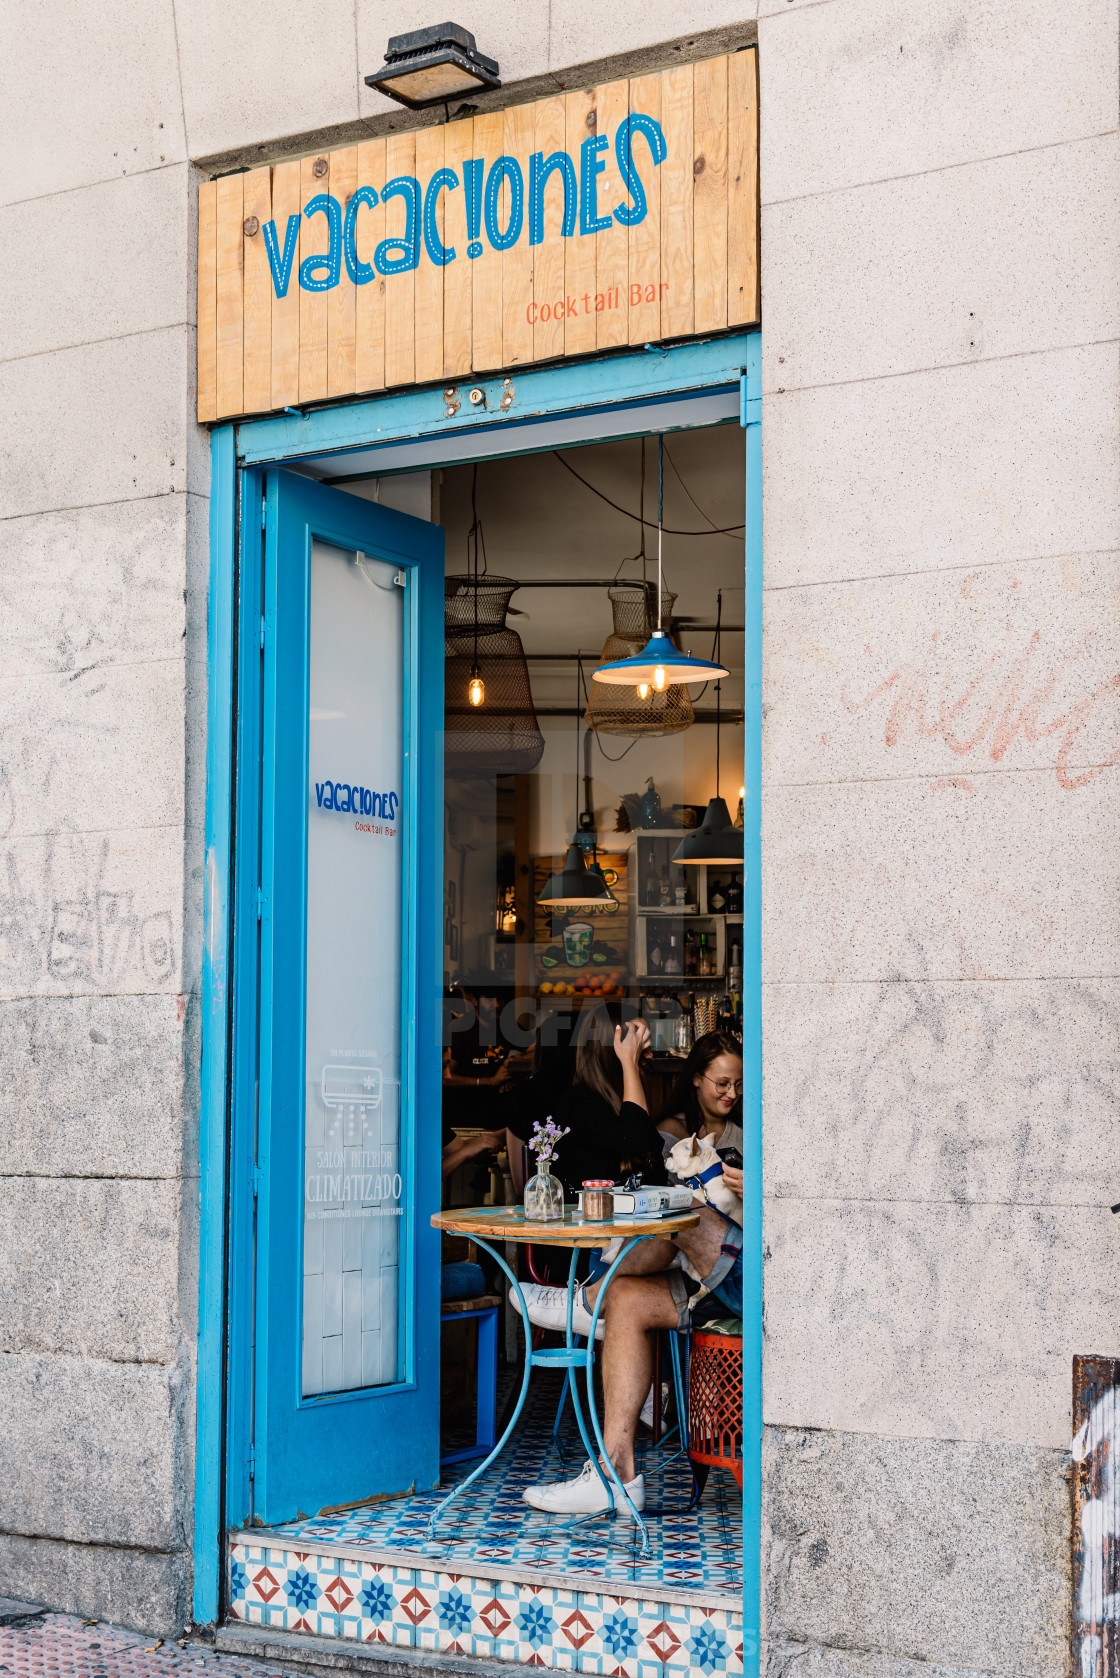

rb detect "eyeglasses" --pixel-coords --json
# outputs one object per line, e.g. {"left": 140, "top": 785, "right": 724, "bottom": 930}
{"left": 702, "top": 1075, "right": 742, "bottom": 1096}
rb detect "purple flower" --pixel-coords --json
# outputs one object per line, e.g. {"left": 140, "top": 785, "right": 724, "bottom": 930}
{"left": 528, "top": 1117, "right": 570, "bottom": 1164}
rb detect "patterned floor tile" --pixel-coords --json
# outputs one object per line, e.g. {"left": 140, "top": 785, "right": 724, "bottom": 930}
{"left": 231, "top": 1373, "right": 742, "bottom": 1669}
{"left": 266, "top": 1371, "right": 743, "bottom": 1601}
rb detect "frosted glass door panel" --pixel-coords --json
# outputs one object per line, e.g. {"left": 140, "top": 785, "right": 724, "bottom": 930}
{"left": 302, "top": 541, "right": 404, "bottom": 1397}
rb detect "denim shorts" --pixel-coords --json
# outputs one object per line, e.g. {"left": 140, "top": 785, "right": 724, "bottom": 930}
{"left": 667, "top": 1216, "right": 743, "bottom": 1329}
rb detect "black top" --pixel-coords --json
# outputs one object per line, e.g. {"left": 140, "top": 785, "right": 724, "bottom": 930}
{"left": 543, "top": 1088, "right": 666, "bottom": 1198}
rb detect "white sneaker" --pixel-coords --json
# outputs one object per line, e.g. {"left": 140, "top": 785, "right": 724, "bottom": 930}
{"left": 639, "top": 1382, "right": 669, "bottom": 1430}
{"left": 508, "top": 1283, "right": 604, "bottom": 1342}
{"left": 522, "top": 1458, "right": 646, "bottom": 1515}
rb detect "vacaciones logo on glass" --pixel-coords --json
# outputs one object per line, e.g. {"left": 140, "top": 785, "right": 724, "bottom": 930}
{"left": 314, "top": 777, "right": 400, "bottom": 834}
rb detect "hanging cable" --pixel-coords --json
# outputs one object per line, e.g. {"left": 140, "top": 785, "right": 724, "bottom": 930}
{"left": 553, "top": 449, "right": 746, "bottom": 536}
{"left": 714, "top": 590, "right": 723, "bottom": 795}
{"left": 467, "top": 465, "right": 484, "bottom": 707}
{"left": 663, "top": 439, "right": 728, "bottom": 535}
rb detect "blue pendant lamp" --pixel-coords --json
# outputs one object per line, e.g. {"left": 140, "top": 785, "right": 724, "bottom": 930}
{"left": 673, "top": 589, "right": 744, "bottom": 865}
{"left": 591, "top": 436, "right": 730, "bottom": 694}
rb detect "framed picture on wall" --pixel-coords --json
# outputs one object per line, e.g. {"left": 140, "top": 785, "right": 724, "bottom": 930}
{"left": 531, "top": 851, "right": 629, "bottom": 995}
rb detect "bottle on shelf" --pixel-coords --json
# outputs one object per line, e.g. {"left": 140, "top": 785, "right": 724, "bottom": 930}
{"left": 659, "top": 865, "right": 671, "bottom": 906}
{"left": 645, "top": 872, "right": 657, "bottom": 907}
{"left": 698, "top": 931, "right": 712, "bottom": 976}
{"left": 726, "top": 874, "right": 743, "bottom": 915}
{"left": 684, "top": 929, "right": 699, "bottom": 976}
{"left": 649, "top": 933, "right": 663, "bottom": 972}
{"left": 728, "top": 939, "right": 742, "bottom": 992}
{"left": 707, "top": 876, "right": 728, "bottom": 914}
{"left": 664, "top": 933, "right": 682, "bottom": 975}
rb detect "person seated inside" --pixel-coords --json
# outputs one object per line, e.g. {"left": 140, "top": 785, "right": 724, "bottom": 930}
{"left": 514, "top": 1031, "right": 745, "bottom": 1515}
{"left": 442, "top": 989, "right": 512, "bottom": 1091}
{"left": 503, "top": 1037, "right": 576, "bottom": 1199}
{"left": 441, "top": 1124, "right": 507, "bottom": 1180}
{"left": 505, "top": 1001, "right": 664, "bottom": 1201}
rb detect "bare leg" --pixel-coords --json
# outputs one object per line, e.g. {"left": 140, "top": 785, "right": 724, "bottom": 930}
{"left": 598, "top": 1275, "right": 679, "bottom": 1481}
{"left": 584, "top": 1238, "right": 676, "bottom": 1310}
{"left": 670, "top": 1206, "right": 728, "bottom": 1279}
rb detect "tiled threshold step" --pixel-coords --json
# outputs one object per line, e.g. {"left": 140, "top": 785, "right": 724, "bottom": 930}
{"left": 230, "top": 1529, "right": 744, "bottom": 1675}
{"left": 231, "top": 1374, "right": 743, "bottom": 1673}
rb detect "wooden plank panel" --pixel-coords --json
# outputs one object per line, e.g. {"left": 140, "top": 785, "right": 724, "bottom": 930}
{"left": 215, "top": 173, "right": 244, "bottom": 418}
{"left": 414, "top": 125, "right": 445, "bottom": 386}
{"left": 198, "top": 52, "right": 758, "bottom": 420}
{"left": 442, "top": 118, "right": 474, "bottom": 380}
{"left": 692, "top": 56, "right": 728, "bottom": 333}
{"left": 241, "top": 167, "right": 272, "bottom": 414}
{"left": 384, "top": 131, "right": 416, "bottom": 388}
{"left": 196, "top": 181, "right": 217, "bottom": 422}
{"left": 471, "top": 111, "right": 504, "bottom": 372}
{"left": 626, "top": 74, "right": 661, "bottom": 346}
{"left": 298, "top": 154, "right": 330, "bottom": 403}
{"left": 659, "top": 64, "right": 694, "bottom": 340}
{"left": 563, "top": 86, "right": 597, "bottom": 358}
{"left": 270, "top": 159, "right": 301, "bottom": 409}
{"left": 531, "top": 97, "right": 567, "bottom": 364}
{"left": 327, "top": 146, "right": 357, "bottom": 399}
{"left": 501, "top": 101, "right": 534, "bottom": 368}
{"left": 594, "top": 78, "right": 629, "bottom": 349}
{"left": 354, "top": 137, "right": 386, "bottom": 394}
{"left": 727, "top": 48, "right": 760, "bottom": 326}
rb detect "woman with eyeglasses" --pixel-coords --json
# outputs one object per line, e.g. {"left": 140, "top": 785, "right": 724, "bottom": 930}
{"left": 658, "top": 1030, "right": 744, "bottom": 1168}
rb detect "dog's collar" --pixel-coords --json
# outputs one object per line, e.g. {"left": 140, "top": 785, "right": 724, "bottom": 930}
{"left": 687, "top": 1161, "right": 724, "bottom": 1188}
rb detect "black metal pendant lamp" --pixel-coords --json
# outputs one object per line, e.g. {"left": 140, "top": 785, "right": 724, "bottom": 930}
{"left": 673, "top": 590, "right": 744, "bottom": 865}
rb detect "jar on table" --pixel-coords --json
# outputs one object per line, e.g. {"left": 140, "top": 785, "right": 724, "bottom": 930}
{"left": 582, "top": 1181, "right": 615, "bottom": 1221}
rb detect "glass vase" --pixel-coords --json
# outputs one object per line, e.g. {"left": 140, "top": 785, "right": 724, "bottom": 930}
{"left": 524, "top": 1158, "right": 564, "bottom": 1222}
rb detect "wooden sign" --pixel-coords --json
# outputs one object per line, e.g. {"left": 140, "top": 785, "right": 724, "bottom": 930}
{"left": 197, "top": 49, "right": 758, "bottom": 423}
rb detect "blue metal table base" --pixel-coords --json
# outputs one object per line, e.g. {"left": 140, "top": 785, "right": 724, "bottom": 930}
{"left": 427, "top": 1233, "right": 667, "bottom": 1555}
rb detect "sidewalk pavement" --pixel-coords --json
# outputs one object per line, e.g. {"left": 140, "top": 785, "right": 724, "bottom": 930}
{"left": 0, "top": 1608, "right": 290, "bottom": 1678}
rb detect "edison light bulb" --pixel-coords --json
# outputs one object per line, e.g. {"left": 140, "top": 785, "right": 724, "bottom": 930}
{"left": 653, "top": 665, "right": 667, "bottom": 692}
{"left": 468, "top": 672, "right": 484, "bottom": 707}
{"left": 739, "top": 785, "right": 745, "bottom": 800}
{"left": 637, "top": 680, "right": 650, "bottom": 700}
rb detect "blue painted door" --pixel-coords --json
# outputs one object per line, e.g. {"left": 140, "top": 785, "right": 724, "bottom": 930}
{"left": 253, "top": 469, "right": 444, "bottom": 1523}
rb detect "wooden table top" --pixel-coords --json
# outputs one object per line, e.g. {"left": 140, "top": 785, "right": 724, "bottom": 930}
{"left": 432, "top": 1204, "right": 700, "bottom": 1248}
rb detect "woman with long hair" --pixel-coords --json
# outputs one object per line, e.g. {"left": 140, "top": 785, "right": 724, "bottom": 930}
{"left": 506, "top": 1000, "right": 664, "bottom": 1196}
{"left": 658, "top": 1030, "right": 744, "bottom": 1161}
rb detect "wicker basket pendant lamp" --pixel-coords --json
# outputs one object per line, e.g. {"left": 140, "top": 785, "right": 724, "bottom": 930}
{"left": 444, "top": 573, "right": 544, "bottom": 773}
{"left": 584, "top": 583, "right": 695, "bottom": 737}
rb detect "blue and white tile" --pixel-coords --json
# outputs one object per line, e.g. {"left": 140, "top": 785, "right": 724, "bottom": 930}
{"left": 573, "top": 1593, "right": 664, "bottom": 1677}
{"left": 663, "top": 1605, "right": 738, "bottom": 1677}
{"left": 354, "top": 1559, "right": 415, "bottom": 1647}
{"left": 510, "top": 1582, "right": 580, "bottom": 1668}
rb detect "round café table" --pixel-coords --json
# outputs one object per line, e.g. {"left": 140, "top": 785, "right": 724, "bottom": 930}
{"left": 429, "top": 1202, "right": 699, "bottom": 1553}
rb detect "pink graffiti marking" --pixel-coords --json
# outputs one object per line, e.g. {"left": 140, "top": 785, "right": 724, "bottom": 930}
{"left": 842, "top": 623, "right": 1120, "bottom": 789}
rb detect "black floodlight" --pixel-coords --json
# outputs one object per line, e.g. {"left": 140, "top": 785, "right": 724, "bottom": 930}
{"left": 365, "top": 23, "right": 501, "bottom": 109}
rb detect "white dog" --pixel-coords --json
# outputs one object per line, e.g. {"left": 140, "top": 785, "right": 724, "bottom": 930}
{"left": 664, "top": 1133, "right": 744, "bottom": 1306}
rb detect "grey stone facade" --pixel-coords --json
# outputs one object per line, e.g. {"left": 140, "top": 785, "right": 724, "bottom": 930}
{"left": 1, "top": 0, "right": 1117, "bottom": 1650}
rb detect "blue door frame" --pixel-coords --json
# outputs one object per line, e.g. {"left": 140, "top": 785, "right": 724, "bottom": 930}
{"left": 195, "top": 332, "right": 763, "bottom": 1671}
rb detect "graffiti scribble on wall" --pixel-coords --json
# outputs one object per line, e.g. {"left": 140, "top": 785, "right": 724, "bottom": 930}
{"left": 1073, "top": 1354, "right": 1120, "bottom": 1678}
{"left": 839, "top": 624, "right": 1120, "bottom": 792}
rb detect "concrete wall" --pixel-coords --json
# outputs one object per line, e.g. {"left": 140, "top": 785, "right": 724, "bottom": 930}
{"left": 0, "top": 0, "right": 1116, "bottom": 1650}
{"left": 0, "top": 0, "right": 206, "bottom": 1629}
{"left": 757, "top": 2, "right": 1120, "bottom": 1674}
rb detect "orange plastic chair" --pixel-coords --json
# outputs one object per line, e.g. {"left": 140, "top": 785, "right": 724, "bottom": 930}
{"left": 687, "top": 1329, "right": 744, "bottom": 1494}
